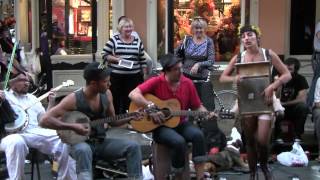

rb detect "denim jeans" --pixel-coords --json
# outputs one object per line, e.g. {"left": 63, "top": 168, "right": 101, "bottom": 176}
{"left": 275, "top": 102, "right": 309, "bottom": 138}
{"left": 313, "top": 108, "right": 320, "bottom": 152}
{"left": 70, "top": 138, "right": 143, "bottom": 180}
{"left": 153, "top": 121, "right": 207, "bottom": 169}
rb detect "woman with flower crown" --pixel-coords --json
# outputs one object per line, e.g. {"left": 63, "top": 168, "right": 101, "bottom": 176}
{"left": 219, "top": 25, "right": 291, "bottom": 180}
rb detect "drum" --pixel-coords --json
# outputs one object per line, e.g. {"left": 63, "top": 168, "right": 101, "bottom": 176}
{"left": 237, "top": 75, "right": 273, "bottom": 115}
{"left": 236, "top": 61, "right": 273, "bottom": 115}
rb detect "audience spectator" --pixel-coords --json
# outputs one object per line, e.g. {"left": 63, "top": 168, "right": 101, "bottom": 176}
{"left": 307, "top": 21, "right": 320, "bottom": 108}
{"left": 114, "top": 15, "right": 154, "bottom": 77}
{"left": 175, "top": 17, "right": 215, "bottom": 111}
{"left": 274, "top": 58, "right": 309, "bottom": 143}
{"left": 312, "top": 76, "right": 320, "bottom": 162}
{"left": 0, "top": 26, "right": 14, "bottom": 54}
{"left": 102, "top": 17, "right": 147, "bottom": 114}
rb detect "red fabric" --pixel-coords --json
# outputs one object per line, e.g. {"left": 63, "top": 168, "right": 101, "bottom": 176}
{"left": 138, "top": 73, "right": 202, "bottom": 123}
{"left": 209, "top": 147, "right": 220, "bottom": 155}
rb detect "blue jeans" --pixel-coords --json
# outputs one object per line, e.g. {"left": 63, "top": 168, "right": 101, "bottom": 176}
{"left": 70, "top": 138, "right": 143, "bottom": 180}
{"left": 153, "top": 121, "right": 207, "bottom": 169}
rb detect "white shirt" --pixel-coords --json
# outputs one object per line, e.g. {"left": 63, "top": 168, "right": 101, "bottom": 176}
{"left": 314, "top": 77, "right": 320, "bottom": 103}
{"left": 314, "top": 22, "right": 320, "bottom": 52}
{"left": 4, "top": 90, "right": 57, "bottom": 135}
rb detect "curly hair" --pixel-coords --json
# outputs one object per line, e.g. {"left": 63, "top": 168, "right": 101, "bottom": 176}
{"left": 238, "top": 25, "right": 262, "bottom": 37}
{"left": 284, "top": 57, "right": 300, "bottom": 73}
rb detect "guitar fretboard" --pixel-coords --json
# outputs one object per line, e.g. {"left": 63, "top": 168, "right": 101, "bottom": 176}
{"left": 170, "top": 111, "right": 210, "bottom": 117}
{"left": 90, "top": 112, "right": 137, "bottom": 127}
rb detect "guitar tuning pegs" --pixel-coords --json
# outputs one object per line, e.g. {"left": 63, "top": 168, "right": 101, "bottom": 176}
{"left": 219, "top": 108, "right": 234, "bottom": 119}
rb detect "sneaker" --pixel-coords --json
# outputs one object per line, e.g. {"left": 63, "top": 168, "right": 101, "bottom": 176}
{"left": 275, "top": 138, "right": 284, "bottom": 144}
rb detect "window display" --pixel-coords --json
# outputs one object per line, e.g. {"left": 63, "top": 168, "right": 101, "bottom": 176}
{"left": 173, "top": 0, "right": 240, "bottom": 61}
{"left": 80, "top": 8, "right": 91, "bottom": 22}
{"left": 52, "top": 0, "right": 95, "bottom": 55}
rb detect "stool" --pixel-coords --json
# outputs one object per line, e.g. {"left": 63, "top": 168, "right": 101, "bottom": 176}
{"left": 151, "top": 142, "right": 190, "bottom": 180}
{"left": 27, "top": 148, "right": 41, "bottom": 180}
{"left": 0, "top": 151, "right": 8, "bottom": 179}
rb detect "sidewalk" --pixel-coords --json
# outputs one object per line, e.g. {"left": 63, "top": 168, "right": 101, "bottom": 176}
{"left": 23, "top": 160, "right": 320, "bottom": 180}
{"left": 19, "top": 117, "right": 319, "bottom": 180}
{"left": 214, "top": 161, "right": 320, "bottom": 180}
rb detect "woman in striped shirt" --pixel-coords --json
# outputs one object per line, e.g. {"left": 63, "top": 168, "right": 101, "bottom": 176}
{"left": 102, "top": 17, "right": 147, "bottom": 114}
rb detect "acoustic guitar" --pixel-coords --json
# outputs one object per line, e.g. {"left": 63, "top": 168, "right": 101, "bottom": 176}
{"left": 129, "top": 94, "right": 234, "bottom": 133}
{"left": 57, "top": 111, "right": 141, "bottom": 145}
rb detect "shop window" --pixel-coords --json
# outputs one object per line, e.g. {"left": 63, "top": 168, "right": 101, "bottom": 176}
{"left": 290, "top": 0, "right": 315, "bottom": 55}
{"left": 52, "top": 0, "right": 96, "bottom": 55}
{"left": 172, "top": 0, "right": 240, "bottom": 61}
{"left": 0, "top": 0, "right": 18, "bottom": 48}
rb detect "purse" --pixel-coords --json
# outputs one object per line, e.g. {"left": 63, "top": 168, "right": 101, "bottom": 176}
{"left": 177, "top": 36, "right": 210, "bottom": 80}
{"left": 182, "top": 59, "right": 209, "bottom": 80}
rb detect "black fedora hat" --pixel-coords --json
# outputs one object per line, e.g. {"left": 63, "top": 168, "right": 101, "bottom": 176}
{"left": 160, "top": 53, "right": 181, "bottom": 71}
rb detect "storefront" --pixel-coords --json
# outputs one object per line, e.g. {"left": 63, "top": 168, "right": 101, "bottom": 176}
{"left": 7, "top": 0, "right": 320, "bottom": 93}
{"left": 13, "top": 0, "right": 116, "bottom": 93}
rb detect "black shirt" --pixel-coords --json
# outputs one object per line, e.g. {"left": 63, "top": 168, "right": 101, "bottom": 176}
{"left": 280, "top": 73, "right": 309, "bottom": 102}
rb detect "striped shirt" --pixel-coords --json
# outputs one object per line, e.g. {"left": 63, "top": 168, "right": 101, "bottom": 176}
{"left": 102, "top": 35, "right": 146, "bottom": 74}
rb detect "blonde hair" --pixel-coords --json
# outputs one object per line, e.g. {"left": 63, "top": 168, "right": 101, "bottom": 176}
{"left": 117, "top": 17, "right": 134, "bottom": 32}
{"left": 191, "top": 18, "right": 208, "bottom": 30}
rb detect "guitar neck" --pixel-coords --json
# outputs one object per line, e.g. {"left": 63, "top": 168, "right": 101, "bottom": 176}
{"left": 24, "top": 84, "right": 65, "bottom": 111}
{"left": 90, "top": 112, "right": 136, "bottom": 127}
{"left": 37, "top": 84, "right": 64, "bottom": 102}
{"left": 170, "top": 110, "right": 210, "bottom": 117}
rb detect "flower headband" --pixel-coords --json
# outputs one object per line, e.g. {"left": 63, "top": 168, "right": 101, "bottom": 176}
{"left": 237, "top": 25, "right": 262, "bottom": 37}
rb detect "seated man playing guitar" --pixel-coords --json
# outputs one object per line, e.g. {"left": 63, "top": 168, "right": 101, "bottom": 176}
{"left": 0, "top": 72, "right": 76, "bottom": 180}
{"left": 129, "top": 53, "right": 216, "bottom": 180}
{"left": 40, "top": 62, "right": 143, "bottom": 180}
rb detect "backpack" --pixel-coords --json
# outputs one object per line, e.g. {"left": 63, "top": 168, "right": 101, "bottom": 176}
{"left": 200, "top": 118, "right": 227, "bottom": 151}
